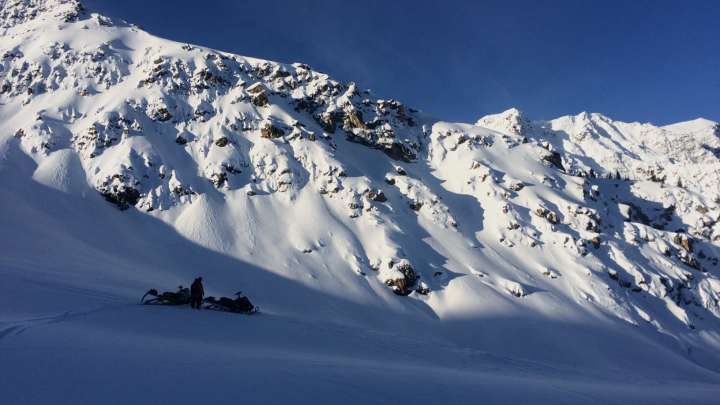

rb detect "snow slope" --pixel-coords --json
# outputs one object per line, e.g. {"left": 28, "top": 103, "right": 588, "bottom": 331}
{"left": 1, "top": 1, "right": 720, "bottom": 403}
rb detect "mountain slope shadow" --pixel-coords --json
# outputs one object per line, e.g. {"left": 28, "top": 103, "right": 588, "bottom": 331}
{"left": 0, "top": 142, "right": 437, "bottom": 327}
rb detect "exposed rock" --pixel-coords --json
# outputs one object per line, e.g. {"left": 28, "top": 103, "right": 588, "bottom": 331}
{"left": 153, "top": 107, "right": 172, "bottom": 122}
{"left": 214, "top": 137, "right": 229, "bottom": 147}
{"left": 260, "top": 121, "right": 284, "bottom": 139}
{"left": 344, "top": 108, "right": 366, "bottom": 129}
{"left": 223, "top": 164, "right": 240, "bottom": 174}
{"left": 508, "top": 181, "right": 525, "bottom": 192}
{"left": 539, "top": 267, "right": 560, "bottom": 279}
{"left": 367, "top": 189, "right": 387, "bottom": 202}
{"left": 251, "top": 91, "right": 268, "bottom": 107}
{"left": 503, "top": 280, "right": 526, "bottom": 297}
{"left": 384, "top": 142, "right": 416, "bottom": 162}
{"left": 246, "top": 82, "right": 265, "bottom": 94}
{"left": 674, "top": 234, "right": 694, "bottom": 253}
{"left": 541, "top": 150, "right": 565, "bottom": 171}
{"left": 246, "top": 83, "right": 268, "bottom": 107}
{"left": 210, "top": 172, "right": 227, "bottom": 187}
{"left": 315, "top": 112, "right": 337, "bottom": 133}
{"left": 98, "top": 176, "right": 140, "bottom": 210}
{"left": 678, "top": 250, "right": 700, "bottom": 269}
{"left": 409, "top": 200, "right": 423, "bottom": 211}
{"left": 535, "top": 207, "right": 558, "bottom": 224}
{"left": 385, "top": 260, "right": 418, "bottom": 296}
{"left": 586, "top": 219, "right": 601, "bottom": 233}
{"left": 415, "top": 283, "right": 431, "bottom": 295}
{"left": 621, "top": 202, "right": 652, "bottom": 226}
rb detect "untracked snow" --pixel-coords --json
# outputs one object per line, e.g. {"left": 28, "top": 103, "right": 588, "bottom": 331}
{"left": 1, "top": 1, "right": 720, "bottom": 403}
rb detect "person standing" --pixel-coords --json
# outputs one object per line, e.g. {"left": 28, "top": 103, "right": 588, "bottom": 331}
{"left": 190, "top": 277, "right": 204, "bottom": 309}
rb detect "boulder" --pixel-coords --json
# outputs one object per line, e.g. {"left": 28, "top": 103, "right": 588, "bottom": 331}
{"left": 508, "top": 181, "right": 525, "bottom": 192}
{"left": 260, "top": 122, "right": 284, "bottom": 139}
{"left": 535, "top": 207, "right": 558, "bottom": 224}
{"left": 409, "top": 200, "right": 423, "bottom": 211}
{"left": 154, "top": 107, "right": 172, "bottom": 122}
{"left": 385, "top": 260, "right": 418, "bottom": 296}
{"left": 367, "top": 189, "right": 387, "bottom": 202}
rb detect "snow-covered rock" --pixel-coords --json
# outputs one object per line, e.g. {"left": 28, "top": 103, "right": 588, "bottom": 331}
{"left": 1, "top": 2, "right": 720, "bottom": 401}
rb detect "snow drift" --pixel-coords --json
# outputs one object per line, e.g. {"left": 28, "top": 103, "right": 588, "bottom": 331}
{"left": 1, "top": 1, "right": 719, "bottom": 403}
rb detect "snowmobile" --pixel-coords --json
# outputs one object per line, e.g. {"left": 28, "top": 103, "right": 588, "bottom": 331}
{"left": 203, "top": 292, "right": 258, "bottom": 314}
{"left": 141, "top": 286, "right": 191, "bottom": 305}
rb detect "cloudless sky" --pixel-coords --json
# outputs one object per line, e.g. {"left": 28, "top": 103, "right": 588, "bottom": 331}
{"left": 86, "top": 0, "right": 719, "bottom": 125}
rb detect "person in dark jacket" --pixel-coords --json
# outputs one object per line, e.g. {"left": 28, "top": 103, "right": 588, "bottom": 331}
{"left": 190, "top": 277, "right": 204, "bottom": 309}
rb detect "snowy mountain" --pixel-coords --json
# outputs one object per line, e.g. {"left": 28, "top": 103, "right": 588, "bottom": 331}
{"left": 2, "top": 1, "right": 720, "bottom": 403}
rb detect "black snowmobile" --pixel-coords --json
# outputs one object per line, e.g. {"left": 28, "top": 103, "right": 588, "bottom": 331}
{"left": 141, "top": 286, "right": 191, "bottom": 305}
{"left": 203, "top": 292, "right": 258, "bottom": 314}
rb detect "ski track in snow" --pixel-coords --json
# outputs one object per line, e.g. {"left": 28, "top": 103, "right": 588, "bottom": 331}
{"left": 0, "top": 305, "right": 115, "bottom": 340}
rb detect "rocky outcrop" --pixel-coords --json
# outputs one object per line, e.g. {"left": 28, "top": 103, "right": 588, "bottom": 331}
{"left": 385, "top": 260, "right": 419, "bottom": 296}
{"left": 535, "top": 207, "right": 559, "bottom": 224}
{"left": 98, "top": 175, "right": 140, "bottom": 210}
{"left": 260, "top": 121, "right": 284, "bottom": 139}
{"left": 246, "top": 82, "right": 268, "bottom": 107}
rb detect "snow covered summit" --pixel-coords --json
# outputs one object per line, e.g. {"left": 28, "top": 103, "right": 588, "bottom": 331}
{"left": 1, "top": 1, "right": 720, "bottom": 403}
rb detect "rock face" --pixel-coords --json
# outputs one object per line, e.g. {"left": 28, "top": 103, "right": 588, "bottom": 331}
{"left": 2, "top": 0, "right": 720, "bottom": 347}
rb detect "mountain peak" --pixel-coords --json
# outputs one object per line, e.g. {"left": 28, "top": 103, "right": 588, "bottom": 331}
{"left": 475, "top": 107, "right": 529, "bottom": 136}
{"left": 0, "top": 0, "right": 86, "bottom": 29}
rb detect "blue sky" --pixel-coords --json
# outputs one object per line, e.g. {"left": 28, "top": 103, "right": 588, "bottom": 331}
{"left": 87, "top": 0, "right": 719, "bottom": 125}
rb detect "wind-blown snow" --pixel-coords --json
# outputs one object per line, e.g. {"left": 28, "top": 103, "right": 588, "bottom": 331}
{"left": 1, "top": 1, "right": 719, "bottom": 403}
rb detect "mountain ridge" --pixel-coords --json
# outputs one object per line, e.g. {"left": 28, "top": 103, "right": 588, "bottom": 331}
{"left": 2, "top": 2, "right": 720, "bottom": 401}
